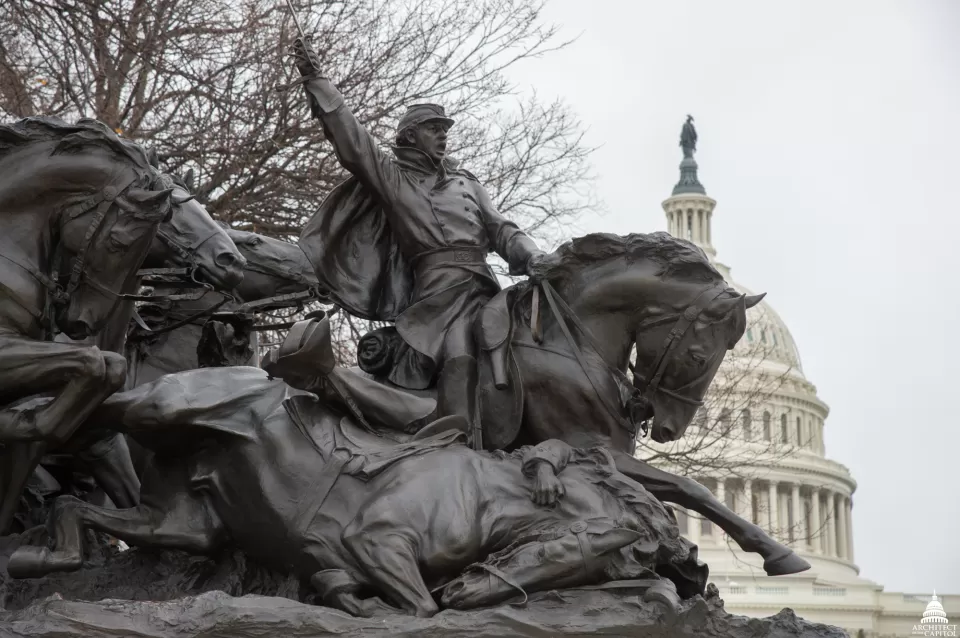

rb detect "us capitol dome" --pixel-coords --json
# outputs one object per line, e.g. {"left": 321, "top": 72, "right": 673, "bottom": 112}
{"left": 637, "top": 118, "right": 959, "bottom": 637}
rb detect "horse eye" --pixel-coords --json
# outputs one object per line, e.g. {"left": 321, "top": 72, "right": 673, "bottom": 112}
{"left": 537, "top": 547, "right": 545, "bottom": 559}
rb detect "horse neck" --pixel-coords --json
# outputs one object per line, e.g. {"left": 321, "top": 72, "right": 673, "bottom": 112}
{"left": 558, "top": 261, "right": 711, "bottom": 372}
{"left": 237, "top": 268, "right": 305, "bottom": 301}
{"left": 237, "top": 248, "right": 316, "bottom": 301}
{"left": 96, "top": 299, "right": 137, "bottom": 353}
{"left": 0, "top": 147, "right": 63, "bottom": 261}
{"left": 551, "top": 278, "right": 639, "bottom": 374}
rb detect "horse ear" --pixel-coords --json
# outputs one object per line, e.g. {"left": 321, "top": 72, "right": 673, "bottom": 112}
{"left": 589, "top": 528, "right": 642, "bottom": 555}
{"left": 120, "top": 187, "right": 174, "bottom": 220}
{"left": 726, "top": 294, "right": 748, "bottom": 347}
{"left": 184, "top": 168, "right": 196, "bottom": 193}
{"left": 147, "top": 148, "right": 160, "bottom": 169}
{"left": 702, "top": 292, "right": 740, "bottom": 320}
{"left": 744, "top": 293, "right": 766, "bottom": 309}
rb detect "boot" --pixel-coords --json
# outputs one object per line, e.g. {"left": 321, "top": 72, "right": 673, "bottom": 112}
{"left": 412, "top": 355, "right": 477, "bottom": 445}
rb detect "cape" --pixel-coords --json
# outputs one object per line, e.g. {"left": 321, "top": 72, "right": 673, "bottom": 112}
{"left": 299, "top": 176, "right": 413, "bottom": 322}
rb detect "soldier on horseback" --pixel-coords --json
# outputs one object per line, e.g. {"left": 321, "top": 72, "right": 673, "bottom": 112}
{"left": 291, "top": 38, "right": 547, "bottom": 445}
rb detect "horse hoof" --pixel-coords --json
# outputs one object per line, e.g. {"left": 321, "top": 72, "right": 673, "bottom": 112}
{"left": 7, "top": 546, "right": 51, "bottom": 579}
{"left": 763, "top": 550, "right": 811, "bottom": 576}
{"left": 7, "top": 546, "right": 82, "bottom": 579}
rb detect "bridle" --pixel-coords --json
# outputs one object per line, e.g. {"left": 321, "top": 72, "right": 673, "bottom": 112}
{"left": 0, "top": 174, "right": 157, "bottom": 336}
{"left": 535, "top": 279, "right": 728, "bottom": 447}
{"left": 629, "top": 281, "right": 728, "bottom": 407}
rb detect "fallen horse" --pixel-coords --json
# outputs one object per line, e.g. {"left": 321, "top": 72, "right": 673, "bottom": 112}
{"left": 9, "top": 367, "right": 704, "bottom": 617}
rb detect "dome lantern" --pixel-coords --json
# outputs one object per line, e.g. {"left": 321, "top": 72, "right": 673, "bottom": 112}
{"left": 663, "top": 115, "right": 716, "bottom": 257}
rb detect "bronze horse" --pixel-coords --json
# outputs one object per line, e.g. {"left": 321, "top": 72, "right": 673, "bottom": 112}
{"left": 0, "top": 117, "right": 246, "bottom": 531}
{"left": 33, "top": 166, "right": 248, "bottom": 522}
{"left": 485, "top": 233, "right": 809, "bottom": 576}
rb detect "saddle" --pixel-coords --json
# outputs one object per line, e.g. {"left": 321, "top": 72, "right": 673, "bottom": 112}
{"left": 266, "top": 285, "right": 528, "bottom": 451}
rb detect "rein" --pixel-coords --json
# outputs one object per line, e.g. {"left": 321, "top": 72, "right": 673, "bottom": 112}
{"left": 630, "top": 281, "right": 727, "bottom": 405}
{"left": 1, "top": 176, "right": 142, "bottom": 336}
{"left": 538, "top": 281, "right": 640, "bottom": 446}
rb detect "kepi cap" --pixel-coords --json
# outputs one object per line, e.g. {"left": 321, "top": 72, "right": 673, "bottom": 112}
{"left": 397, "top": 103, "right": 455, "bottom": 136}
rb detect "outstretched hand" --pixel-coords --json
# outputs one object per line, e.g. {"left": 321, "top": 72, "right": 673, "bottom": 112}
{"left": 292, "top": 37, "right": 322, "bottom": 77}
{"left": 531, "top": 461, "right": 566, "bottom": 507}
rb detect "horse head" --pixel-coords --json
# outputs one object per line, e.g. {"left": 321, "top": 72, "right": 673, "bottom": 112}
{"left": 536, "top": 232, "right": 763, "bottom": 444}
{"left": 0, "top": 117, "right": 188, "bottom": 339}
{"left": 56, "top": 177, "right": 178, "bottom": 339}
{"left": 224, "top": 227, "right": 319, "bottom": 300}
{"left": 145, "top": 161, "right": 246, "bottom": 291}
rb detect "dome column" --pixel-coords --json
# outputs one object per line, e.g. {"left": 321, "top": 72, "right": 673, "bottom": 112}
{"left": 767, "top": 481, "right": 780, "bottom": 540}
{"left": 715, "top": 478, "right": 726, "bottom": 542}
{"left": 742, "top": 479, "right": 754, "bottom": 524}
{"left": 845, "top": 498, "right": 855, "bottom": 562}
{"left": 837, "top": 494, "right": 849, "bottom": 560}
{"left": 826, "top": 491, "right": 838, "bottom": 557}
{"left": 791, "top": 484, "right": 802, "bottom": 548}
{"left": 810, "top": 488, "right": 822, "bottom": 554}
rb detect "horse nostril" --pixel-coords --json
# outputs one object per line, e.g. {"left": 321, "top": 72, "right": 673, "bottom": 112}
{"left": 215, "top": 252, "right": 244, "bottom": 269}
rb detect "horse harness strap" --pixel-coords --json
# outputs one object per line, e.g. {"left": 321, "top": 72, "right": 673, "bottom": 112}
{"left": 539, "top": 281, "right": 637, "bottom": 439}
{"left": 633, "top": 282, "right": 727, "bottom": 402}
{"left": 0, "top": 177, "right": 139, "bottom": 330}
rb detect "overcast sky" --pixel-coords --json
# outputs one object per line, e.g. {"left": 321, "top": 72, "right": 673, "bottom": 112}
{"left": 505, "top": 0, "right": 960, "bottom": 595}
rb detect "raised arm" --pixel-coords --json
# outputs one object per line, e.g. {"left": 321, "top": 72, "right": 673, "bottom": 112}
{"left": 294, "top": 39, "right": 398, "bottom": 200}
{"left": 475, "top": 184, "right": 545, "bottom": 276}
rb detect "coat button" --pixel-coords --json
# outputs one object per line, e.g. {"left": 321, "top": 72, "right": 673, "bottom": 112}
{"left": 570, "top": 521, "right": 587, "bottom": 533}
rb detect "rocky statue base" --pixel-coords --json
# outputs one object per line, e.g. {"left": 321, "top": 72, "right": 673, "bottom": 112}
{"left": 0, "top": 532, "right": 845, "bottom": 638}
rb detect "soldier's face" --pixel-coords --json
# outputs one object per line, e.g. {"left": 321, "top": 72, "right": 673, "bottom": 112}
{"left": 409, "top": 121, "right": 450, "bottom": 163}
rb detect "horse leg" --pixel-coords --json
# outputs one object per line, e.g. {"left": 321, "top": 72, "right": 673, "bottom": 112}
{"left": 610, "top": 450, "right": 810, "bottom": 576}
{"left": 77, "top": 433, "right": 141, "bottom": 509}
{"left": 441, "top": 527, "right": 648, "bottom": 610}
{"left": 0, "top": 338, "right": 126, "bottom": 533}
{"left": 7, "top": 489, "right": 224, "bottom": 579}
{"left": 342, "top": 527, "right": 438, "bottom": 618}
{"left": 310, "top": 569, "right": 395, "bottom": 618}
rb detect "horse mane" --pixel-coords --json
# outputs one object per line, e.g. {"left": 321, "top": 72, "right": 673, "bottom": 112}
{"left": 545, "top": 232, "right": 723, "bottom": 286}
{"left": 0, "top": 116, "right": 153, "bottom": 176}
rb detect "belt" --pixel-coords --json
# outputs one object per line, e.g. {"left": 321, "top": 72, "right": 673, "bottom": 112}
{"left": 414, "top": 247, "right": 488, "bottom": 270}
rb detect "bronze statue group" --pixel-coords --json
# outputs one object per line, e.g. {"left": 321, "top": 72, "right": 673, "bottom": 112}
{"left": 0, "top": 39, "right": 809, "bottom": 618}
